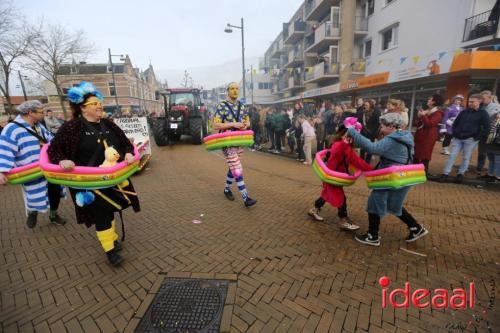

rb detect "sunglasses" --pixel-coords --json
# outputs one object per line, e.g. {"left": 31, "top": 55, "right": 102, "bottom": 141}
{"left": 83, "top": 101, "right": 103, "bottom": 107}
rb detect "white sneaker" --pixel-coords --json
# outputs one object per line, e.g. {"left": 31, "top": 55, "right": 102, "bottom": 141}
{"left": 441, "top": 148, "right": 450, "bottom": 155}
{"left": 339, "top": 218, "right": 360, "bottom": 231}
{"left": 303, "top": 161, "right": 311, "bottom": 165}
{"left": 308, "top": 208, "right": 324, "bottom": 221}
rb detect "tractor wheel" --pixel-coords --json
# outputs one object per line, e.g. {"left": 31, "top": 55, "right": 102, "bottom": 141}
{"left": 152, "top": 118, "right": 169, "bottom": 146}
{"left": 190, "top": 117, "right": 203, "bottom": 145}
{"left": 202, "top": 115, "right": 209, "bottom": 137}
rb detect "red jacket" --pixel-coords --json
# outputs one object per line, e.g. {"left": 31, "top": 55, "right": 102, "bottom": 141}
{"left": 321, "top": 140, "right": 372, "bottom": 207}
{"left": 414, "top": 108, "right": 443, "bottom": 161}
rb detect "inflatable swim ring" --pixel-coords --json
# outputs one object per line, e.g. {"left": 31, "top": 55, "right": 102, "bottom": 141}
{"left": 39, "top": 144, "right": 141, "bottom": 189}
{"left": 364, "top": 164, "right": 427, "bottom": 189}
{"left": 5, "top": 162, "right": 43, "bottom": 185}
{"left": 312, "top": 149, "right": 361, "bottom": 186}
{"left": 204, "top": 130, "right": 254, "bottom": 150}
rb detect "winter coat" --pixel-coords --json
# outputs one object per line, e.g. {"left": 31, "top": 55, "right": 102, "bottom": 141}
{"left": 315, "top": 120, "right": 326, "bottom": 141}
{"left": 275, "top": 114, "right": 290, "bottom": 132}
{"left": 452, "top": 107, "right": 490, "bottom": 141}
{"left": 320, "top": 140, "right": 372, "bottom": 208}
{"left": 441, "top": 105, "right": 463, "bottom": 135}
{"left": 414, "top": 107, "right": 443, "bottom": 161}
{"left": 47, "top": 118, "right": 140, "bottom": 227}
{"left": 264, "top": 114, "right": 275, "bottom": 131}
{"left": 348, "top": 128, "right": 415, "bottom": 217}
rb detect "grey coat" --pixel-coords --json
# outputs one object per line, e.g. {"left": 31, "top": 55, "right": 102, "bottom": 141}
{"left": 348, "top": 128, "right": 415, "bottom": 217}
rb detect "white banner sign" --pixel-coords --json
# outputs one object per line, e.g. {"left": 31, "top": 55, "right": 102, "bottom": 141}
{"left": 114, "top": 117, "right": 152, "bottom": 155}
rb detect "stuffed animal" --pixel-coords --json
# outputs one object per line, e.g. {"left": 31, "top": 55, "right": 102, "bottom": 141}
{"left": 100, "top": 146, "right": 120, "bottom": 167}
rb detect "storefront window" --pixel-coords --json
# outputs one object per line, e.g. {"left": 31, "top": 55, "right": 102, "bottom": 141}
{"left": 468, "top": 79, "right": 496, "bottom": 95}
{"left": 416, "top": 81, "right": 446, "bottom": 91}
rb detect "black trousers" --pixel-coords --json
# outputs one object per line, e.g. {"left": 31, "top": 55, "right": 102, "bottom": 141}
{"left": 296, "top": 137, "right": 305, "bottom": 159}
{"left": 442, "top": 133, "right": 452, "bottom": 148}
{"left": 47, "top": 183, "right": 62, "bottom": 211}
{"left": 368, "top": 207, "right": 418, "bottom": 237}
{"left": 314, "top": 196, "right": 348, "bottom": 218}
{"left": 274, "top": 131, "right": 283, "bottom": 150}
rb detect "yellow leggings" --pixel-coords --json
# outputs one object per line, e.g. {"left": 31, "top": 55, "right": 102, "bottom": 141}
{"left": 96, "top": 220, "right": 119, "bottom": 252}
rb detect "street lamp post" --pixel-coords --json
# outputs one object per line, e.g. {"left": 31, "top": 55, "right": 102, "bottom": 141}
{"left": 108, "top": 48, "right": 124, "bottom": 113}
{"left": 18, "top": 71, "right": 28, "bottom": 101}
{"left": 224, "top": 18, "right": 246, "bottom": 102}
{"left": 250, "top": 64, "right": 254, "bottom": 105}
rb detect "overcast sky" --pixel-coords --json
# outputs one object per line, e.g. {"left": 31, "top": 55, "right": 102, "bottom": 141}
{"left": 14, "top": 0, "right": 304, "bottom": 89}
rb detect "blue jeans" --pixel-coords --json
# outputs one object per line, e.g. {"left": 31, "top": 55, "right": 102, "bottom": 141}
{"left": 443, "top": 138, "right": 478, "bottom": 175}
{"left": 488, "top": 153, "right": 500, "bottom": 177}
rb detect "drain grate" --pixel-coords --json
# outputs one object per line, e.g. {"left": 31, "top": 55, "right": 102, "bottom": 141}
{"left": 134, "top": 278, "right": 229, "bottom": 333}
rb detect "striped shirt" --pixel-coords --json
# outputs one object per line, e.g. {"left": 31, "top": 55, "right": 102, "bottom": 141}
{"left": 0, "top": 116, "right": 53, "bottom": 212}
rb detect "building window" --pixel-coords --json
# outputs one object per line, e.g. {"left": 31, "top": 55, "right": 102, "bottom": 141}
{"left": 380, "top": 24, "right": 398, "bottom": 51}
{"left": 367, "top": 0, "right": 375, "bottom": 16}
{"left": 364, "top": 39, "right": 372, "bottom": 57}
{"left": 108, "top": 82, "right": 116, "bottom": 96}
{"left": 258, "top": 82, "right": 273, "bottom": 90}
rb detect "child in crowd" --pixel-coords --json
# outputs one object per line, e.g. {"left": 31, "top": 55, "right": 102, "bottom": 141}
{"left": 308, "top": 117, "right": 373, "bottom": 230}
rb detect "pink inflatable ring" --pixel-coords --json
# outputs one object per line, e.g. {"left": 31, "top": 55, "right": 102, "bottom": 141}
{"left": 39, "top": 144, "right": 141, "bottom": 189}
{"left": 204, "top": 130, "right": 254, "bottom": 150}
{"left": 312, "top": 149, "right": 361, "bottom": 186}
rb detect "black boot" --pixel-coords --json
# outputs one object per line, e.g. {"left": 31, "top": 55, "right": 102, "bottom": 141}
{"left": 26, "top": 211, "right": 38, "bottom": 229}
{"left": 49, "top": 211, "right": 67, "bottom": 226}
{"left": 244, "top": 197, "right": 257, "bottom": 207}
{"left": 106, "top": 248, "right": 123, "bottom": 266}
{"left": 224, "top": 189, "right": 235, "bottom": 201}
{"left": 114, "top": 240, "right": 122, "bottom": 252}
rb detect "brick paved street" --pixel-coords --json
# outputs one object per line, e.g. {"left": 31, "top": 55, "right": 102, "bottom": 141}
{"left": 1, "top": 141, "right": 499, "bottom": 333}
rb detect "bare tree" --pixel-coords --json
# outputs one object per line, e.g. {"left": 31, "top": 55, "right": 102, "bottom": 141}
{"left": 24, "top": 22, "right": 93, "bottom": 118}
{"left": 0, "top": 0, "right": 35, "bottom": 116}
{"left": 182, "top": 70, "right": 194, "bottom": 88}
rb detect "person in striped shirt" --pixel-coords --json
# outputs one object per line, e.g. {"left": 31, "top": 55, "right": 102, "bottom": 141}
{"left": 0, "top": 100, "right": 66, "bottom": 228}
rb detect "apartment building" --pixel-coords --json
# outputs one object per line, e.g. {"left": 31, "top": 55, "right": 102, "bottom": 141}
{"left": 261, "top": 0, "right": 369, "bottom": 103}
{"left": 43, "top": 55, "right": 163, "bottom": 117}
{"left": 260, "top": 0, "right": 500, "bottom": 124}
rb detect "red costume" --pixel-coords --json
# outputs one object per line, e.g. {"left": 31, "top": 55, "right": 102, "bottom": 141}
{"left": 320, "top": 140, "right": 372, "bottom": 207}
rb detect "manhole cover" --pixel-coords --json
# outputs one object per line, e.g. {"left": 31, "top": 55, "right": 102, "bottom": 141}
{"left": 135, "top": 278, "right": 229, "bottom": 333}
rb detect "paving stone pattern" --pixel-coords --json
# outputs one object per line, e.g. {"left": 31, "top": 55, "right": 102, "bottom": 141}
{"left": 1, "top": 142, "right": 499, "bottom": 332}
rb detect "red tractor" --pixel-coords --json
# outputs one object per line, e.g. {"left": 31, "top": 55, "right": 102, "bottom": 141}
{"left": 152, "top": 88, "right": 209, "bottom": 146}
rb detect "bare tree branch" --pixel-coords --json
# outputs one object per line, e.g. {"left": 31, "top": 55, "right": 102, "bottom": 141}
{"left": 0, "top": 0, "right": 36, "bottom": 116}
{"left": 24, "top": 21, "right": 94, "bottom": 118}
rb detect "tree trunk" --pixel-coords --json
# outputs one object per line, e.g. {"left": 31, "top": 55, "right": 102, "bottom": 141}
{"left": 1, "top": 71, "right": 15, "bottom": 118}
{"left": 54, "top": 79, "right": 68, "bottom": 119}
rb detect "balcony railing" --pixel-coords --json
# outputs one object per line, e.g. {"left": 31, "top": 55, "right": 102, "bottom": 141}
{"left": 304, "top": 0, "right": 316, "bottom": 18}
{"left": 354, "top": 16, "right": 368, "bottom": 32}
{"left": 288, "top": 76, "right": 303, "bottom": 89}
{"left": 305, "top": 35, "right": 315, "bottom": 50}
{"left": 288, "top": 46, "right": 304, "bottom": 64}
{"left": 305, "top": 62, "right": 340, "bottom": 81}
{"left": 351, "top": 59, "right": 366, "bottom": 73}
{"left": 463, "top": 10, "right": 497, "bottom": 42}
{"left": 288, "top": 21, "right": 306, "bottom": 38}
{"left": 278, "top": 77, "right": 288, "bottom": 91}
{"left": 305, "top": 22, "right": 340, "bottom": 51}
